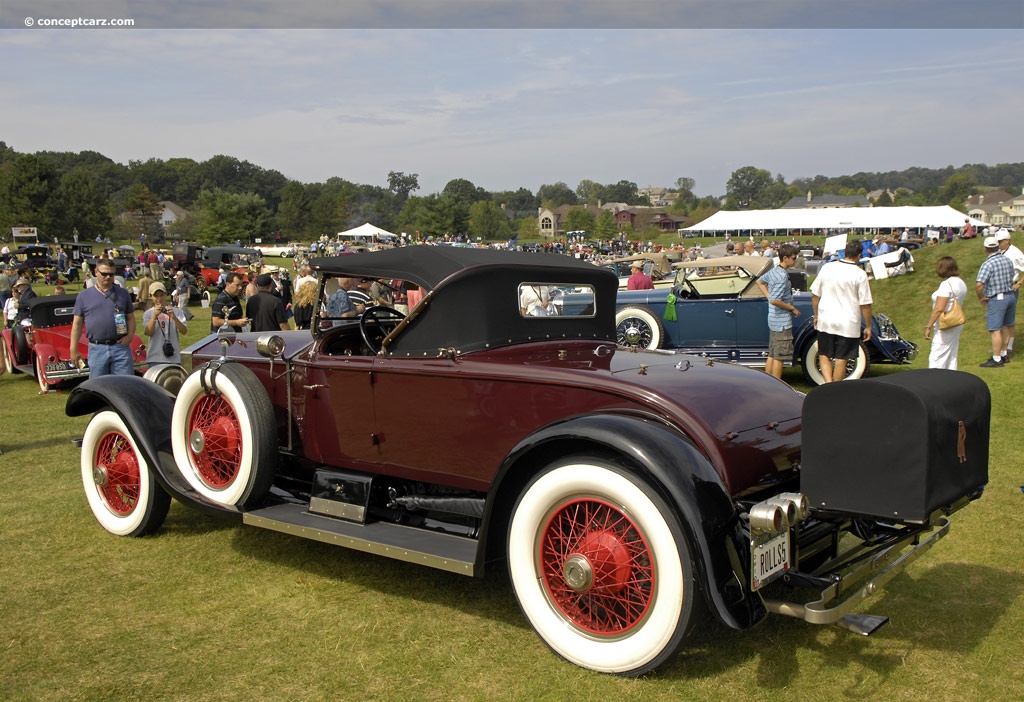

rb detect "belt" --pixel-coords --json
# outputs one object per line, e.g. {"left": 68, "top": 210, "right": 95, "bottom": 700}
{"left": 89, "top": 339, "right": 118, "bottom": 345}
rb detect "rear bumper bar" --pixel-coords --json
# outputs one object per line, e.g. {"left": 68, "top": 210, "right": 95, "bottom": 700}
{"left": 763, "top": 516, "right": 950, "bottom": 626}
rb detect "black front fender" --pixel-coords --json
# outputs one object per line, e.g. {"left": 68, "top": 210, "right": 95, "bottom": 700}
{"left": 66, "top": 375, "right": 238, "bottom": 517}
{"left": 489, "top": 412, "right": 766, "bottom": 631}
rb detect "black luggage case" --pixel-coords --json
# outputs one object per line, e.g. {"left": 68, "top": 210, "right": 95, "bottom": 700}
{"left": 801, "top": 369, "right": 989, "bottom": 524}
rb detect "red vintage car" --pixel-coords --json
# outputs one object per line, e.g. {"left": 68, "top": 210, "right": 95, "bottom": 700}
{"left": 66, "top": 247, "right": 987, "bottom": 675}
{"left": 2, "top": 293, "right": 147, "bottom": 393}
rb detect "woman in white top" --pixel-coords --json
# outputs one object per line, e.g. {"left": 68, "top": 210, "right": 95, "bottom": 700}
{"left": 924, "top": 256, "right": 968, "bottom": 370}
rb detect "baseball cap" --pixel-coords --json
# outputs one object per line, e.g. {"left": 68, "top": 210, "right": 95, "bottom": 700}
{"left": 995, "top": 230, "right": 1011, "bottom": 242}
{"left": 983, "top": 236, "right": 998, "bottom": 249}
{"left": 149, "top": 281, "right": 167, "bottom": 295}
{"left": 256, "top": 273, "right": 273, "bottom": 287}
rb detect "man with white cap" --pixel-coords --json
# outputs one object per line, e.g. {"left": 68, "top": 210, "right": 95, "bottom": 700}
{"left": 995, "top": 228, "right": 1024, "bottom": 355}
{"left": 976, "top": 236, "right": 1016, "bottom": 367}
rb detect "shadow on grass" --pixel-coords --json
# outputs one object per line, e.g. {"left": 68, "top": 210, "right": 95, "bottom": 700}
{"left": 150, "top": 497, "right": 1018, "bottom": 681}
{"left": 4, "top": 433, "right": 82, "bottom": 453}
{"left": 227, "top": 523, "right": 524, "bottom": 628}
{"left": 662, "top": 561, "right": 1018, "bottom": 685}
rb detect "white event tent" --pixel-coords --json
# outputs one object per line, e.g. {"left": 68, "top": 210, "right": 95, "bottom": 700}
{"left": 683, "top": 206, "right": 988, "bottom": 235}
{"left": 336, "top": 222, "right": 397, "bottom": 240}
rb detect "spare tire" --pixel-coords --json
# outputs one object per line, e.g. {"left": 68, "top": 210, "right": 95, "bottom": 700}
{"left": 170, "top": 363, "right": 277, "bottom": 508}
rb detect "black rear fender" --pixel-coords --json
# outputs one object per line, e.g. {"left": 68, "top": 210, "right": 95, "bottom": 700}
{"left": 486, "top": 412, "right": 765, "bottom": 631}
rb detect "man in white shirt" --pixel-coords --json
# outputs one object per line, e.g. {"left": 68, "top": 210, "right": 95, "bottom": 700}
{"left": 810, "top": 240, "right": 873, "bottom": 382}
{"left": 996, "top": 229, "right": 1024, "bottom": 354}
{"left": 294, "top": 265, "right": 317, "bottom": 294}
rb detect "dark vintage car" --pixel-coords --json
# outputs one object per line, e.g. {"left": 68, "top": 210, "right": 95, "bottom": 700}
{"left": 614, "top": 255, "right": 917, "bottom": 385}
{"left": 1, "top": 293, "right": 147, "bottom": 393}
{"left": 66, "top": 247, "right": 986, "bottom": 676}
{"left": 172, "top": 244, "right": 262, "bottom": 292}
{"left": 9, "top": 244, "right": 54, "bottom": 280}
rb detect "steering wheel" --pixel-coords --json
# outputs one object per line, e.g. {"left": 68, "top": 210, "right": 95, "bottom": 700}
{"left": 675, "top": 278, "right": 699, "bottom": 299}
{"left": 359, "top": 305, "right": 406, "bottom": 354}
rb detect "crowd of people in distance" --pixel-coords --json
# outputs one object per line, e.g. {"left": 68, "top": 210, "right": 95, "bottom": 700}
{"left": 3, "top": 217, "right": 1022, "bottom": 383}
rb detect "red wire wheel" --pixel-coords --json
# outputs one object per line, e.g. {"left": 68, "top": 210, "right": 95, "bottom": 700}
{"left": 508, "top": 460, "right": 697, "bottom": 675}
{"left": 186, "top": 393, "right": 242, "bottom": 489}
{"left": 94, "top": 430, "right": 141, "bottom": 516}
{"left": 539, "top": 498, "right": 654, "bottom": 636}
{"left": 80, "top": 410, "right": 170, "bottom": 537}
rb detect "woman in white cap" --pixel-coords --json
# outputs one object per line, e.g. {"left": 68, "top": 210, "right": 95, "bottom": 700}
{"left": 143, "top": 281, "right": 188, "bottom": 365}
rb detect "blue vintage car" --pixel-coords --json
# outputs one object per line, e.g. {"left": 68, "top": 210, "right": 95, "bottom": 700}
{"left": 614, "top": 255, "right": 917, "bottom": 385}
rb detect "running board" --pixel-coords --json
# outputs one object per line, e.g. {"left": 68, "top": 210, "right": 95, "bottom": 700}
{"left": 243, "top": 502, "right": 478, "bottom": 576}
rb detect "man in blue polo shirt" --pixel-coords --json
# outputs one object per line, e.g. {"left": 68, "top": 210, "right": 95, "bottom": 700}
{"left": 69, "top": 258, "right": 136, "bottom": 377}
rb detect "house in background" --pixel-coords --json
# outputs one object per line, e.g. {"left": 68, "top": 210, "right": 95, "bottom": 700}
{"left": 158, "top": 201, "right": 189, "bottom": 228}
{"left": 965, "top": 191, "right": 1012, "bottom": 208}
{"left": 615, "top": 208, "right": 689, "bottom": 232}
{"left": 536, "top": 204, "right": 604, "bottom": 239}
{"left": 967, "top": 188, "right": 1024, "bottom": 228}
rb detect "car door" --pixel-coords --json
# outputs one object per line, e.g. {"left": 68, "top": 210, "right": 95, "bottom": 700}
{"left": 298, "top": 346, "right": 378, "bottom": 468}
{"left": 672, "top": 298, "right": 738, "bottom": 354}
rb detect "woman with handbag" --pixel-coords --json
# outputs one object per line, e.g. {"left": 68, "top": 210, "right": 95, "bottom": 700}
{"left": 924, "top": 256, "right": 968, "bottom": 369}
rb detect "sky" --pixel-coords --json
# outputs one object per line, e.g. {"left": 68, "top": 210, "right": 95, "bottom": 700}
{"left": 2, "top": 1, "right": 1023, "bottom": 198}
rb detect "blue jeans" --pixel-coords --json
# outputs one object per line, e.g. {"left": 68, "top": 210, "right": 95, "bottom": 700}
{"left": 88, "top": 342, "right": 135, "bottom": 378}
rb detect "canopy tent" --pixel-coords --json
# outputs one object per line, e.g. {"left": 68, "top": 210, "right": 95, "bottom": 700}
{"left": 336, "top": 222, "right": 397, "bottom": 240}
{"left": 683, "top": 206, "right": 987, "bottom": 235}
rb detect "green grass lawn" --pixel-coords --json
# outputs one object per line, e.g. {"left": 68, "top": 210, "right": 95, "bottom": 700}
{"left": 2, "top": 241, "right": 1023, "bottom": 701}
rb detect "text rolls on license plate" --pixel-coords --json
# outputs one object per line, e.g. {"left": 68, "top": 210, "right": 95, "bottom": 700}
{"left": 751, "top": 530, "right": 790, "bottom": 591}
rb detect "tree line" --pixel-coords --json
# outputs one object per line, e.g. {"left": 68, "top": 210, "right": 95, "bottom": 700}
{"left": 0, "top": 141, "right": 1019, "bottom": 246}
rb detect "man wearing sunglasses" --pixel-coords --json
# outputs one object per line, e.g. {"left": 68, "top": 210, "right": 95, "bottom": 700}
{"left": 70, "top": 258, "right": 136, "bottom": 377}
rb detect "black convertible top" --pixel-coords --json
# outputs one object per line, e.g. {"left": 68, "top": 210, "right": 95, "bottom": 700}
{"left": 312, "top": 246, "right": 607, "bottom": 292}
{"left": 311, "top": 246, "right": 619, "bottom": 356}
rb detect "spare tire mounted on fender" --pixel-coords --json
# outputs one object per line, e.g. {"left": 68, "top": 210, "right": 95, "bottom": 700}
{"left": 170, "top": 362, "right": 276, "bottom": 508}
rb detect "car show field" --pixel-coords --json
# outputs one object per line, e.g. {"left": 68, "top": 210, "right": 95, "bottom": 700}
{"left": 1, "top": 241, "right": 1022, "bottom": 700}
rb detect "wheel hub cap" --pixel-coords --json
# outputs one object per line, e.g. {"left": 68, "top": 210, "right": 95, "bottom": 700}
{"left": 190, "top": 428, "right": 205, "bottom": 453}
{"left": 93, "top": 464, "right": 108, "bottom": 487}
{"left": 563, "top": 555, "right": 594, "bottom": 592}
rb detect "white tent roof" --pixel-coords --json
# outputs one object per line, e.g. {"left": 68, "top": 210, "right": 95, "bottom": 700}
{"left": 336, "top": 222, "right": 397, "bottom": 239}
{"left": 684, "top": 206, "right": 987, "bottom": 233}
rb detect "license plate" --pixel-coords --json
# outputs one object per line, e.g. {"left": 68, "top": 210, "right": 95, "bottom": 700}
{"left": 45, "top": 361, "right": 76, "bottom": 372}
{"left": 751, "top": 531, "right": 790, "bottom": 591}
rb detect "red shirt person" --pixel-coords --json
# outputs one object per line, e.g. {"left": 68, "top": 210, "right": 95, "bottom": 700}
{"left": 626, "top": 260, "right": 655, "bottom": 290}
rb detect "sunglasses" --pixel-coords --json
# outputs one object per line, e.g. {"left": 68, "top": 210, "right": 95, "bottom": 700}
{"left": 97, "top": 271, "right": 115, "bottom": 277}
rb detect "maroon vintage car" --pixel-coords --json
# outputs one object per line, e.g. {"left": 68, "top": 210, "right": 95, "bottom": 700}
{"left": 2, "top": 293, "right": 147, "bottom": 393}
{"left": 66, "top": 247, "right": 987, "bottom": 675}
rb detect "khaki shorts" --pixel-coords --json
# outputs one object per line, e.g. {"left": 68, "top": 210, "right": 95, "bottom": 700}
{"left": 768, "top": 329, "right": 794, "bottom": 362}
